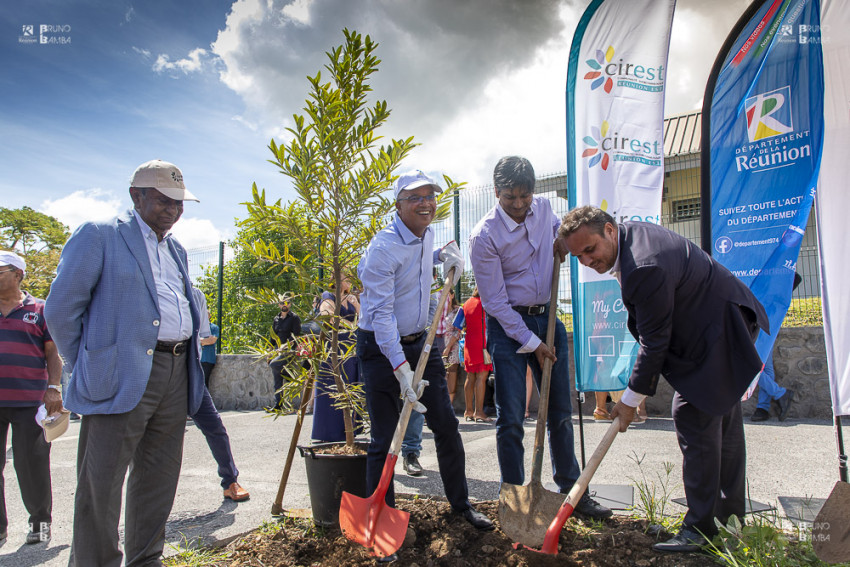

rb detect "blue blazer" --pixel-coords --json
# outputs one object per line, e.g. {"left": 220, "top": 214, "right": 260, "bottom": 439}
{"left": 45, "top": 210, "right": 205, "bottom": 415}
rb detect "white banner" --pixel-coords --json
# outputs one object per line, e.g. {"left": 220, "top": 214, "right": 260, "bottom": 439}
{"left": 570, "top": 0, "right": 675, "bottom": 284}
{"left": 567, "top": 0, "right": 675, "bottom": 392}
{"left": 817, "top": 0, "right": 850, "bottom": 417}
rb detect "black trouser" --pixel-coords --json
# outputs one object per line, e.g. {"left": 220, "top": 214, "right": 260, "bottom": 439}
{"left": 269, "top": 354, "right": 296, "bottom": 408}
{"left": 0, "top": 406, "right": 52, "bottom": 533}
{"left": 672, "top": 394, "right": 746, "bottom": 536}
{"left": 356, "top": 329, "right": 470, "bottom": 511}
{"left": 201, "top": 362, "right": 215, "bottom": 388}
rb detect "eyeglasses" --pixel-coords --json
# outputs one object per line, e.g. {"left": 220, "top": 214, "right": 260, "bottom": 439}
{"left": 397, "top": 195, "right": 436, "bottom": 204}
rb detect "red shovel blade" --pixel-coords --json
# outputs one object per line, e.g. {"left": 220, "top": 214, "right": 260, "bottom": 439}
{"left": 339, "top": 454, "right": 410, "bottom": 558}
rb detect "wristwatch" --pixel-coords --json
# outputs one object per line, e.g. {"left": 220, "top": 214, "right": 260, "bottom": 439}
{"left": 47, "top": 384, "right": 62, "bottom": 393}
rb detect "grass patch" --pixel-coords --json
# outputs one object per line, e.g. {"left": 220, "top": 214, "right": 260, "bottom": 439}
{"left": 705, "top": 512, "right": 850, "bottom": 567}
{"left": 164, "top": 535, "right": 230, "bottom": 566}
{"left": 785, "top": 297, "right": 822, "bottom": 327}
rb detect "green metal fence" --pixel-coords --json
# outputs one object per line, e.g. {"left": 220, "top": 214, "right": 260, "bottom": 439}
{"left": 187, "top": 172, "right": 823, "bottom": 352}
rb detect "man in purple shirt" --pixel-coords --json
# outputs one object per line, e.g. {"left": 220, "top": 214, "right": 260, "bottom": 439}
{"left": 468, "top": 156, "right": 610, "bottom": 519}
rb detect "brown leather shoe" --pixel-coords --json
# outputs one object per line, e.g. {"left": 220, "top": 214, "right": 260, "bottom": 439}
{"left": 223, "top": 482, "right": 250, "bottom": 502}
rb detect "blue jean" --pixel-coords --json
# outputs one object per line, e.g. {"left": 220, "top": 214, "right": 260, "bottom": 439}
{"left": 487, "top": 313, "right": 580, "bottom": 492}
{"left": 756, "top": 351, "right": 785, "bottom": 410}
{"left": 191, "top": 387, "right": 239, "bottom": 488}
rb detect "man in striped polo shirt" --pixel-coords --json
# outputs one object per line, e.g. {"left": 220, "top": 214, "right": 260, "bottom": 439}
{"left": 0, "top": 250, "right": 63, "bottom": 545}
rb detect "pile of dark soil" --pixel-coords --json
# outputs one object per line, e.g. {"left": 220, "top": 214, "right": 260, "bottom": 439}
{"left": 213, "top": 498, "right": 717, "bottom": 566}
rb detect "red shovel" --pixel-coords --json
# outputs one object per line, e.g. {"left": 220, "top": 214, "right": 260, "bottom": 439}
{"left": 339, "top": 270, "right": 456, "bottom": 558}
{"left": 531, "top": 417, "right": 621, "bottom": 555}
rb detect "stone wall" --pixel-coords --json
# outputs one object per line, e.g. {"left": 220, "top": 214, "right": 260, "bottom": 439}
{"left": 208, "top": 354, "right": 276, "bottom": 411}
{"left": 567, "top": 326, "right": 830, "bottom": 420}
{"left": 209, "top": 327, "right": 831, "bottom": 419}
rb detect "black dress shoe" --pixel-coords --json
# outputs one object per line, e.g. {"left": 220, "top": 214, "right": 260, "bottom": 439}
{"left": 574, "top": 492, "right": 613, "bottom": 519}
{"left": 403, "top": 453, "right": 422, "bottom": 476}
{"left": 775, "top": 389, "right": 794, "bottom": 421}
{"left": 652, "top": 527, "right": 706, "bottom": 552}
{"left": 458, "top": 507, "right": 495, "bottom": 531}
{"left": 750, "top": 407, "right": 770, "bottom": 422}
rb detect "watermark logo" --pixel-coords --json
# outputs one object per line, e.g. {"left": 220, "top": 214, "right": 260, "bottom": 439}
{"left": 18, "top": 23, "right": 71, "bottom": 45}
{"left": 18, "top": 24, "right": 37, "bottom": 44}
{"left": 745, "top": 86, "right": 793, "bottom": 142}
{"left": 584, "top": 45, "right": 665, "bottom": 94}
{"left": 715, "top": 237, "right": 733, "bottom": 254}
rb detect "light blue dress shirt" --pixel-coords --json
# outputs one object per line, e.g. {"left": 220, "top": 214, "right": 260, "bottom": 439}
{"left": 358, "top": 213, "right": 441, "bottom": 370}
{"left": 468, "top": 195, "right": 560, "bottom": 353}
{"left": 133, "top": 210, "right": 193, "bottom": 341}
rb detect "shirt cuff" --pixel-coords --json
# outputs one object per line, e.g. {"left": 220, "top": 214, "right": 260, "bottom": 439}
{"left": 620, "top": 388, "right": 646, "bottom": 408}
{"left": 517, "top": 333, "right": 541, "bottom": 354}
{"left": 390, "top": 353, "right": 407, "bottom": 371}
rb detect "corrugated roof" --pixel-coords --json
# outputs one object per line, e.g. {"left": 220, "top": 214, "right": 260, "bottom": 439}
{"left": 664, "top": 110, "right": 702, "bottom": 157}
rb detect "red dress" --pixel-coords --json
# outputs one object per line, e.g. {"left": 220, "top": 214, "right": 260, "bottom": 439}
{"left": 462, "top": 297, "right": 492, "bottom": 373}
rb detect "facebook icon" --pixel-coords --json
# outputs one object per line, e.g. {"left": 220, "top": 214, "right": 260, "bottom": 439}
{"left": 715, "top": 237, "right": 733, "bottom": 254}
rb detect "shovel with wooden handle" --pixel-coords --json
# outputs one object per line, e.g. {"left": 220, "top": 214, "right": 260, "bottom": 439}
{"left": 339, "top": 270, "right": 456, "bottom": 558}
{"left": 530, "top": 417, "right": 621, "bottom": 555}
{"left": 499, "top": 256, "right": 567, "bottom": 549}
{"left": 271, "top": 365, "right": 315, "bottom": 516}
{"left": 812, "top": 480, "right": 850, "bottom": 563}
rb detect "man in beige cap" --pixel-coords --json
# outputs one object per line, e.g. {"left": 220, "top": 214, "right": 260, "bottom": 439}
{"left": 46, "top": 160, "right": 206, "bottom": 567}
{"left": 0, "top": 250, "right": 63, "bottom": 545}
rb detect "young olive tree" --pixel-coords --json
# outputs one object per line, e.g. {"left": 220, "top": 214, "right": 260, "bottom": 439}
{"left": 242, "top": 29, "right": 455, "bottom": 447}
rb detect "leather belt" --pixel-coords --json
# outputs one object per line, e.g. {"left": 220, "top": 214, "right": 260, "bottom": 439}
{"left": 400, "top": 330, "right": 426, "bottom": 344}
{"left": 512, "top": 304, "right": 548, "bottom": 316}
{"left": 155, "top": 340, "right": 189, "bottom": 355}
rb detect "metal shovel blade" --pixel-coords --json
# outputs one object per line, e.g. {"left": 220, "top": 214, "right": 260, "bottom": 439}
{"left": 812, "top": 480, "right": 850, "bottom": 563}
{"left": 339, "top": 489, "right": 410, "bottom": 558}
{"left": 499, "top": 479, "right": 567, "bottom": 549}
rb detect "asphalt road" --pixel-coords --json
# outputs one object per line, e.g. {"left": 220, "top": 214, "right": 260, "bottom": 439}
{"left": 1, "top": 410, "right": 841, "bottom": 566}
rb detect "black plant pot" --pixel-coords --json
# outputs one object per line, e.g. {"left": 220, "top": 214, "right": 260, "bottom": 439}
{"left": 298, "top": 441, "right": 369, "bottom": 527}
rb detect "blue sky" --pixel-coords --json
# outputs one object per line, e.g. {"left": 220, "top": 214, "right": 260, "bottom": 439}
{"left": 2, "top": 0, "right": 748, "bottom": 249}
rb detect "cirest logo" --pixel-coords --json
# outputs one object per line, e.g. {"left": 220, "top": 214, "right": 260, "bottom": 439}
{"left": 582, "top": 120, "right": 662, "bottom": 170}
{"left": 745, "top": 86, "right": 793, "bottom": 142}
{"left": 582, "top": 121, "right": 611, "bottom": 170}
{"left": 715, "top": 236, "right": 733, "bottom": 254}
{"left": 583, "top": 45, "right": 665, "bottom": 94}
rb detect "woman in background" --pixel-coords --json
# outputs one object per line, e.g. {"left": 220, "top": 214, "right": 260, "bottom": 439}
{"left": 312, "top": 277, "right": 361, "bottom": 442}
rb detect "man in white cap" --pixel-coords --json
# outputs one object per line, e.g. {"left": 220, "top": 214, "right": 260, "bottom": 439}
{"left": 46, "top": 160, "right": 206, "bottom": 567}
{"left": 0, "top": 251, "right": 63, "bottom": 545}
{"left": 357, "top": 169, "right": 492, "bottom": 562}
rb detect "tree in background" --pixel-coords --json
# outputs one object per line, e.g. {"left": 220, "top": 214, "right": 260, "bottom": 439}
{"left": 240, "top": 29, "right": 456, "bottom": 447}
{"left": 0, "top": 206, "right": 69, "bottom": 298}
{"left": 195, "top": 218, "right": 312, "bottom": 354}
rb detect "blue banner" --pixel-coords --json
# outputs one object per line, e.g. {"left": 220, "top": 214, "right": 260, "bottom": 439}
{"left": 705, "top": 0, "right": 823, "bottom": 365}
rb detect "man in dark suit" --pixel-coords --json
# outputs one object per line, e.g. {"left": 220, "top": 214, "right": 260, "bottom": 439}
{"left": 558, "top": 206, "right": 768, "bottom": 552}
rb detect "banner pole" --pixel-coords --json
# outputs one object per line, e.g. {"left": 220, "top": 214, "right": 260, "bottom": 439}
{"left": 836, "top": 415, "right": 848, "bottom": 483}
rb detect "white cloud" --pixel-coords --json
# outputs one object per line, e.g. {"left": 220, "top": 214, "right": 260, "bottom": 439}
{"left": 132, "top": 46, "right": 151, "bottom": 59}
{"left": 153, "top": 48, "right": 210, "bottom": 74}
{"left": 170, "top": 217, "right": 225, "bottom": 250}
{"left": 40, "top": 189, "right": 123, "bottom": 231}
